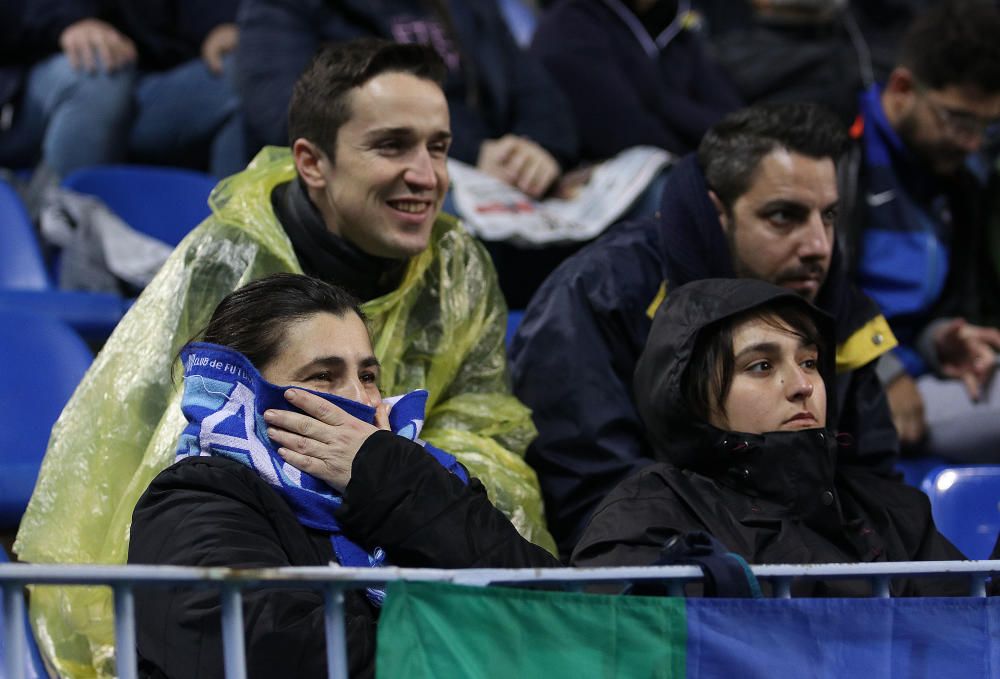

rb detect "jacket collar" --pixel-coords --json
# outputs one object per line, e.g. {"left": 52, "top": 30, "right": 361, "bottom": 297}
{"left": 599, "top": 0, "right": 691, "bottom": 59}
{"left": 272, "top": 178, "right": 406, "bottom": 302}
{"left": 686, "top": 424, "right": 842, "bottom": 526}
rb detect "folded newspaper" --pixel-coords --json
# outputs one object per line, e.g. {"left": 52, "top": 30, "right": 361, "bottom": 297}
{"left": 449, "top": 146, "right": 672, "bottom": 247}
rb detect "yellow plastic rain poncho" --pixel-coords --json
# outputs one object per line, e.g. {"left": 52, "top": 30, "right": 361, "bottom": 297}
{"left": 14, "top": 147, "right": 555, "bottom": 678}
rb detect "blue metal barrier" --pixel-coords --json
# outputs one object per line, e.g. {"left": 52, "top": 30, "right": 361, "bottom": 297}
{"left": 1, "top": 561, "right": 998, "bottom": 679}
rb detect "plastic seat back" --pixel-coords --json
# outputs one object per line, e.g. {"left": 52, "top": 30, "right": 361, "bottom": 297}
{"left": 922, "top": 466, "right": 1000, "bottom": 559}
{"left": 61, "top": 165, "right": 216, "bottom": 246}
{"left": 895, "top": 456, "right": 948, "bottom": 488}
{"left": 0, "top": 177, "right": 51, "bottom": 290}
{"left": 0, "top": 311, "right": 92, "bottom": 527}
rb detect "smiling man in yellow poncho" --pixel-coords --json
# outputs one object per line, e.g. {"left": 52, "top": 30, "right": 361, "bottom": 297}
{"left": 15, "top": 39, "right": 554, "bottom": 677}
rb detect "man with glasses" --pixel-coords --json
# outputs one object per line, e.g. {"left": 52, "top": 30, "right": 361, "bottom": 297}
{"left": 841, "top": 0, "right": 1000, "bottom": 461}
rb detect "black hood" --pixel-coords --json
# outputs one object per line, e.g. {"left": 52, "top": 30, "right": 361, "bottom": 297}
{"left": 634, "top": 278, "right": 836, "bottom": 468}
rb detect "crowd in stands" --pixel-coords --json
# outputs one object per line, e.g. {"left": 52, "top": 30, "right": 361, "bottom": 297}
{"left": 4, "top": 0, "right": 1000, "bottom": 676}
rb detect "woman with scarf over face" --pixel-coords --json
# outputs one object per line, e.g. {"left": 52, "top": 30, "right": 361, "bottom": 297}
{"left": 127, "top": 273, "right": 558, "bottom": 679}
{"left": 572, "top": 278, "right": 968, "bottom": 596}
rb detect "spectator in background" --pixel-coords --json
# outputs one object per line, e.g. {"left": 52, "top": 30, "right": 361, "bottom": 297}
{"left": 511, "top": 103, "right": 899, "bottom": 558}
{"left": 709, "top": 0, "right": 926, "bottom": 124}
{"left": 841, "top": 0, "right": 1000, "bottom": 461}
{"left": 236, "top": 0, "right": 578, "bottom": 200}
{"left": 0, "top": 0, "right": 129, "bottom": 176}
{"left": 530, "top": 0, "right": 742, "bottom": 161}
{"left": 0, "top": 0, "right": 245, "bottom": 178}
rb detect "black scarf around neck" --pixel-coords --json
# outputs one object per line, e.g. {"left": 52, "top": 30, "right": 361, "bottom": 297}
{"left": 272, "top": 179, "right": 408, "bottom": 302}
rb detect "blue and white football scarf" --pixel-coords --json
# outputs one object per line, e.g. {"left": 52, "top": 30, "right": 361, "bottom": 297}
{"left": 176, "top": 342, "right": 469, "bottom": 605}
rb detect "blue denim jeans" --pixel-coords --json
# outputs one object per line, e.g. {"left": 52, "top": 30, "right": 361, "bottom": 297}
{"left": 129, "top": 56, "right": 247, "bottom": 178}
{"left": 0, "top": 53, "right": 133, "bottom": 176}
{"left": 0, "top": 54, "right": 246, "bottom": 178}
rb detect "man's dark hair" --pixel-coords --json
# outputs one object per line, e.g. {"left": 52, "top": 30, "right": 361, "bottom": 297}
{"left": 697, "top": 103, "right": 847, "bottom": 212}
{"left": 200, "top": 273, "right": 367, "bottom": 371}
{"left": 899, "top": 0, "right": 1000, "bottom": 93}
{"left": 287, "top": 38, "right": 447, "bottom": 159}
{"left": 682, "top": 300, "right": 825, "bottom": 425}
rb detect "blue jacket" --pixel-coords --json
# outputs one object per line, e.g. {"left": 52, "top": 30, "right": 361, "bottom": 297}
{"left": 850, "top": 85, "right": 992, "bottom": 376}
{"left": 511, "top": 154, "right": 899, "bottom": 557}
{"left": 236, "top": 0, "right": 579, "bottom": 166}
{"left": 530, "top": 0, "right": 741, "bottom": 160}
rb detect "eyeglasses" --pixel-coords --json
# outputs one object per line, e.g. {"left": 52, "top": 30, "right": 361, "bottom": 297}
{"left": 917, "top": 85, "right": 1000, "bottom": 142}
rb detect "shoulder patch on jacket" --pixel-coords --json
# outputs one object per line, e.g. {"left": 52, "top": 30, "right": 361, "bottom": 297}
{"left": 646, "top": 281, "right": 668, "bottom": 319}
{"left": 836, "top": 314, "right": 897, "bottom": 374}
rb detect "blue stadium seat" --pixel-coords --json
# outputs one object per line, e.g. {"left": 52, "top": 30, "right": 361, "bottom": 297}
{"left": 62, "top": 164, "right": 216, "bottom": 246}
{"left": 0, "top": 311, "right": 92, "bottom": 528}
{"left": 922, "top": 466, "right": 1000, "bottom": 559}
{"left": 1, "top": 177, "right": 129, "bottom": 339}
{"left": 0, "top": 177, "right": 51, "bottom": 290}
{"left": 896, "top": 456, "right": 949, "bottom": 488}
{"left": 0, "top": 547, "right": 49, "bottom": 678}
{"left": 0, "top": 290, "right": 130, "bottom": 342}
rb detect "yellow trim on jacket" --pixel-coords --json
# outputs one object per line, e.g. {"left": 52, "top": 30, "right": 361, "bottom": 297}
{"left": 835, "top": 313, "right": 897, "bottom": 374}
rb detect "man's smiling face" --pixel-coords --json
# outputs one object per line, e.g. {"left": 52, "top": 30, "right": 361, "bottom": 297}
{"left": 307, "top": 71, "right": 452, "bottom": 259}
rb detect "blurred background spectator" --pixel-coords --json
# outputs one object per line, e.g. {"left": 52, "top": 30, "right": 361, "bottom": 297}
{"left": 531, "top": 0, "right": 742, "bottom": 162}
{"left": 0, "top": 0, "right": 246, "bottom": 179}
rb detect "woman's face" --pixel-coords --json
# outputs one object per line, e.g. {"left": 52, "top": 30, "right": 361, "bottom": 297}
{"left": 709, "top": 315, "right": 826, "bottom": 434}
{"left": 260, "top": 311, "right": 382, "bottom": 406}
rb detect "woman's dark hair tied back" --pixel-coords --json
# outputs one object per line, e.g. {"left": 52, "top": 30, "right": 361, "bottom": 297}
{"left": 199, "top": 273, "right": 367, "bottom": 370}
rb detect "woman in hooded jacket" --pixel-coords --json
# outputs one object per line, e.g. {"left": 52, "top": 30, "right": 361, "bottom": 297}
{"left": 572, "top": 278, "right": 968, "bottom": 596}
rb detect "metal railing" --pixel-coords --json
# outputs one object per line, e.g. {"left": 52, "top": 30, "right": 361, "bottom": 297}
{"left": 2, "top": 560, "right": 998, "bottom": 679}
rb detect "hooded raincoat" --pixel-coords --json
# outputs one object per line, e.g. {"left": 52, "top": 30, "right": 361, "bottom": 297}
{"left": 14, "top": 146, "right": 553, "bottom": 678}
{"left": 573, "top": 278, "right": 966, "bottom": 597}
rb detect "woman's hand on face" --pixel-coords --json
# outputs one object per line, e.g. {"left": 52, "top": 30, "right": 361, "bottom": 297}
{"left": 374, "top": 401, "right": 390, "bottom": 431}
{"left": 264, "top": 389, "right": 380, "bottom": 492}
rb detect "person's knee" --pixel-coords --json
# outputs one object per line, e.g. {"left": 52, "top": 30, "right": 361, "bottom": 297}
{"left": 40, "top": 55, "right": 134, "bottom": 120}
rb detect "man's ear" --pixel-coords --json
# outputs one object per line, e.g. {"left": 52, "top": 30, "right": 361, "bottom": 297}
{"left": 708, "top": 190, "right": 730, "bottom": 232}
{"left": 292, "top": 138, "right": 330, "bottom": 189}
{"left": 881, "top": 67, "right": 919, "bottom": 126}
{"left": 885, "top": 66, "right": 916, "bottom": 97}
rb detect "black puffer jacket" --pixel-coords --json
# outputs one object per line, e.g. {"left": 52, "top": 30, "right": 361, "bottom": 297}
{"left": 128, "top": 430, "right": 559, "bottom": 678}
{"left": 572, "top": 279, "right": 967, "bottom": 597}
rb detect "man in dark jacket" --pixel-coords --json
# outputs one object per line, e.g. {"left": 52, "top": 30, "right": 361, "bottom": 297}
{"left": 511, "top": 102, "right": 899, "bottom": 559}
{"left": 840, "top": 1, "right": 1000, "bottom": 461}
{"left": 572, "top": 277, "right": 967, "bottom": 597}
{"left": 236, "top": 0, "right": 578, "bottom": 199}
{"left": 0, "top": 0, "right": 244, "bottom": 177}
{"left": 530, "top": 0, "right": 742, "bottom": 161}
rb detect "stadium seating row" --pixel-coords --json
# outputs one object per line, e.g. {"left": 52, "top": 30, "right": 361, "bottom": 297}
{"left": 1, "top": 170, "right": 997, "bottom": 545}
{"left": 0, "top": 167, "right": 214, "bottom": 341}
